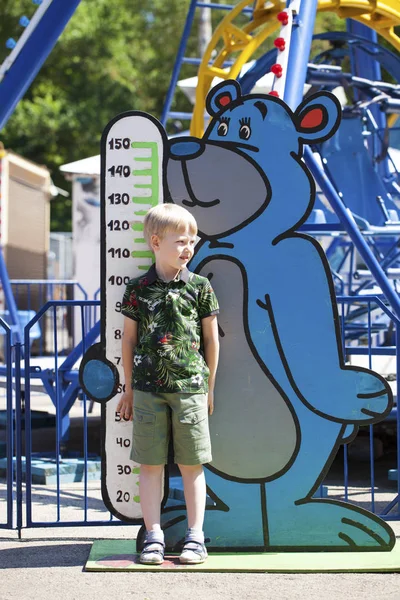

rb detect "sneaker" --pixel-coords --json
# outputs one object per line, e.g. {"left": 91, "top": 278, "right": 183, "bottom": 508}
{"left": 139, "top": 540, "right": 165, "bottom": 565}
{"left": 179, "top": 540, "right": 208, "bottom": 564}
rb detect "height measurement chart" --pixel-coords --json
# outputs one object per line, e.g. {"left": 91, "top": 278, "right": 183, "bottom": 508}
{"left": 101, "top": 113, "right": 166, "bottom": 520}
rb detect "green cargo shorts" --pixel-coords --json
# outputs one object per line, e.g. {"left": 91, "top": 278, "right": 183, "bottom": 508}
{"left": 130, "top": 390, "right": 212, "bottom": 466}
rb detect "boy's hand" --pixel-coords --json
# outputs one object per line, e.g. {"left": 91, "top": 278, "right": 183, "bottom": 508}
{"left": 116, "top": 391, "right": 134, "bottom": 421}
{"left": 208, "top": 391, "right": 214, "bottom": 416}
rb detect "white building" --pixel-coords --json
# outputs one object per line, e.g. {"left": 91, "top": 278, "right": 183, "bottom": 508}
{"left": 60, "top": 155, "right": 101, "bottom": 301}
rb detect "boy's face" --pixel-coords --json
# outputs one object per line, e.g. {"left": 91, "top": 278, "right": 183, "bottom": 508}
{"left": 151, "top": 227, "right": 197, "bottom": 271}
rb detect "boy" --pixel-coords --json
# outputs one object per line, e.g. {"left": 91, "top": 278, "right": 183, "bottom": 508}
{"left": 117, "top": 203, "right": 219, "bottom": 565}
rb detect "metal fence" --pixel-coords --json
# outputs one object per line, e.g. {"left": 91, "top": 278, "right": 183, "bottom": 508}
{"left": 0, "top": 295, "right": 399, "bottom": 534}
{"left": 0, "top": 300, "right": 118, "bottom": 534}
{"left": 0, "top": 316, "right": 13, "bottom": 530}
{"left": 9, "top": 280, "right": 88, "bottom": 355}
{"left": 337, "top": 295, "right": 400, "bottom": 519}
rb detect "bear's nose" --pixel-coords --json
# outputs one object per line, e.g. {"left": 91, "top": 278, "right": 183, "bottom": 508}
{"left": 169, "top": 140, "right": 204, "bottom": 160}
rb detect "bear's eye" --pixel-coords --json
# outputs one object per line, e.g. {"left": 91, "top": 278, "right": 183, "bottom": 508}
{"left": 239, "top": 124, "right": 251, "bottom": 140}
{"left": 217, "top": 122, "right": 229, "bottom": 136}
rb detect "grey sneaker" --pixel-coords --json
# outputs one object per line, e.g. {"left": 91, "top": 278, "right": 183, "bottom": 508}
{"left": 139, "top": 540, "right": 165, "bottom": 565}
{"left": 139, "top": 531, "right": 165, "bottom": 565}
{"left": 179, "top": 540, "right": 208, "bottom": 564}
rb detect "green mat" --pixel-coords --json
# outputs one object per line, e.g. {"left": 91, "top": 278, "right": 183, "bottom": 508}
{"left": 85, "top": 539, "right": 400, "bottom": 572}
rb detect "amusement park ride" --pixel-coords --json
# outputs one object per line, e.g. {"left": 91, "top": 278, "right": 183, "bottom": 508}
{"left": 1, "top": 0, "right": 400, "bottom": 557}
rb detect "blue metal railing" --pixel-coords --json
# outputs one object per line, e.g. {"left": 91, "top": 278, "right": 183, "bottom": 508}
{"left": 0, "top": 316, "right": 13, "bottom": 530}
{"left": 9, "top": 279, "right": 88, "bottom": 355}
{"left": 93, "top": 287, "right": 101, "bottom": 331}
{"left": 338, "top": 295, "right": 400, "bottom": 519}
{"left": 22, "top": 300, "right": 120, "bottom": 529}
{"left": 14, "top": 342, "right": 23, "bottom": 536}
{"left": 11, "top": 279, "right": 87, "bottom": 308}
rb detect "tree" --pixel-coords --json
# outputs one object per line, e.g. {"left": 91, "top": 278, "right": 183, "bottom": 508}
{"left": 0, "top": 0, "right": 192, "bottom": 230}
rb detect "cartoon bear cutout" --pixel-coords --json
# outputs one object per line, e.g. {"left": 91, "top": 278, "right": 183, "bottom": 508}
{"left": 80, "top": 80, "right": 395, "bottom": 552}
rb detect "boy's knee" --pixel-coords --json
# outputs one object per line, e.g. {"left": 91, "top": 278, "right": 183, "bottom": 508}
{"left": 140, "top": 464, "right": 164, "bottom": 475}
{"left": 178, "top": 463, "right": 203, "bottom": 474}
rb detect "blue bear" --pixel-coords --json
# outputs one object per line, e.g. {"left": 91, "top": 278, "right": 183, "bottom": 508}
{"left": 161, "top": 80, "right": 395, "bottom": 551}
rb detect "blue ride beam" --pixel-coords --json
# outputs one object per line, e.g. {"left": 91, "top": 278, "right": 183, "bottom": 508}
{"left": 346, "top": 20, "right": 390, "bottom": 183}
{"left": 347, "top": 20, "right": 381, "bottom": 88}
{"left": 347, "top": 20, "right": 382, "bottom": 96}
{"left": 283, "top": 0, "right": 319, "bottom": 110}
{"left": 0, "top": 0, "right": 82, "bottom": 131}
{"left": 304, "top": 146, "right": 400, "bottom": 318}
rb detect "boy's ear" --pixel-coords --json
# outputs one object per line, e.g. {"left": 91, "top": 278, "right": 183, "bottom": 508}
{"left": 150, "top": 234, "right": 160, "bottom": 251}
{"left": 294, "top": 92, "right": 341, "bottom": 144}
{"left": 206, "top": 80, "right": 241, "bottom": 117}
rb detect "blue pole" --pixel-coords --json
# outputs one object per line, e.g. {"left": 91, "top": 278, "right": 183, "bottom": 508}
{"left": 161, "top": 0, "right": 198, "bottom": 125}
{"left": 24, "top": 317, "right": 33, "bottom": 527}
{"left": 283, "top": 0, "right": 319, "bottom": 110}
{"left": 53, "top": 306, "right": 61, "bottom": 520}
{"left": 0, "top": 0, "right": 82, "bottom": 130}
{"left": 14, "top": 343, "right": 23, "bottom": 538}
{"left": 4, "top": 321, "right": 13, "bottom": 528}
{"left": 304, "top": 146, "right": 400, "bottom": 318}
{"left": 81, "top": 305, "right": 88, "bottom": 522}
{"left": 0, "top": 247, "right": 23, "bottom": 344}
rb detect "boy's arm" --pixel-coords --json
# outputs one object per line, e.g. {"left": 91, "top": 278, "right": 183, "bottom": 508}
{"left": 202, "top": 315, "right": 219, "bottom": 415}
{"left": 116, "top": 316, "right": 138, "bottom": 421}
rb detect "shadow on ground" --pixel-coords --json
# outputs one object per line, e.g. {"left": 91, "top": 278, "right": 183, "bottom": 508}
{"left": 0, "top": 543, "right": 91, "bottom": 568}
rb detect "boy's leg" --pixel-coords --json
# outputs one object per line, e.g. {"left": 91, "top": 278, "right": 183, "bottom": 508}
{"left": 178, "top": 463, "right": 206, "bottom": 531}
{"left": 139, "top": 464, "right": 164, "bottom": 532}
{"left": 131, "top": 391, "right": 170, "bottom": 529}
{"left": 178, "top": 463, "right": 208, "bottom": 564}
{"left": 131, "top": 391, "right": 170, "bottom": 564}
{"left": 170, "top": 392, "right": 211, "bottom": 563}
{"left": 139, "top": 464, "right": 165, "bottom": 564}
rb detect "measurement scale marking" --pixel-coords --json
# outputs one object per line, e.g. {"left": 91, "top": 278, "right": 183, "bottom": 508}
{"left": 131, "top": 142, "right": 159, "bottom": 207}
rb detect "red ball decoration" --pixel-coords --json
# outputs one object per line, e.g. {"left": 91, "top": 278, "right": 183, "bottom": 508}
{"left": 274, "top": 37, "right": 286, "bottom": 51}
{"left": 271, "top": 63, "right": 283, "bottom": 78}
{"left": 277, "top": 11, "right": 289, "bottom": 26}
{"left": 269, "top": 91, "right": 280, "bottom": 97}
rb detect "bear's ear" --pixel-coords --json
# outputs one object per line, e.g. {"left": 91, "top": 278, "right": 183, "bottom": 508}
{"left": 206, "top": 80, "right": 241, "bottom": 117}
{"left": 294, "top": 92, "right": 341, "bottom": 144}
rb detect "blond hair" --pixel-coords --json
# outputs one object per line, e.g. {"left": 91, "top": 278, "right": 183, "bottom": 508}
{"left": 143, "top": 203, "right": 197, "bottom": 244}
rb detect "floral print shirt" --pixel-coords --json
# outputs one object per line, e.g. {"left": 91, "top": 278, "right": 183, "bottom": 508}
{"left": 121, "top": 264, "right": 219, "bottom": 393}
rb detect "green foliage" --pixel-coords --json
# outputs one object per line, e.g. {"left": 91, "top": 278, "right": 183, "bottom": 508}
{"left": 1, "top": 0, "right": 190, "bottom": 230}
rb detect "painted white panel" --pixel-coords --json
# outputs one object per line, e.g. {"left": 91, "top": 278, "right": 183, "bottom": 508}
{"left": 103, "top": 114, "right": 164, "bottom": 519}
